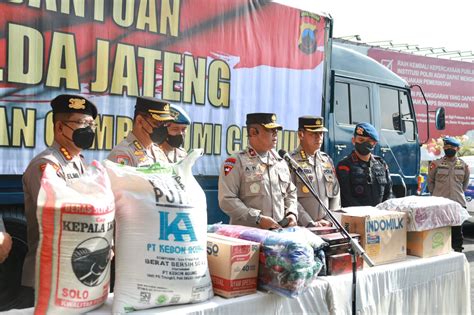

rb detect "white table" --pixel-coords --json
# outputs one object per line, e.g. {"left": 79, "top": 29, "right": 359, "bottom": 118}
{"left": 6, "top": 252, "right": 470, "bottom": 314}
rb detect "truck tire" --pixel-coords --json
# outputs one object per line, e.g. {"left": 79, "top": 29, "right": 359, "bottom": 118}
{"left": 0, "top": 206, "right": 28, "bottom": 310}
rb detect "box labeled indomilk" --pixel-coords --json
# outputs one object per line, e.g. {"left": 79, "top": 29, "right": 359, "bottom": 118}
{"left": 341, "top": 208, "right": 407, "bottom": 265}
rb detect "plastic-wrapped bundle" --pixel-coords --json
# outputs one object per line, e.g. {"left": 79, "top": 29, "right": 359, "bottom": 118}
{"left": 208, "top": 224, "right": 327, "bottom": 298}
{"left": 376, "top": 196, "right": 470, "bottom": 231}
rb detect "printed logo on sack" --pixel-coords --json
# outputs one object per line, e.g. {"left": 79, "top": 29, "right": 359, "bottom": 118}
{"left": 71, "top": 237, "right": 111, "bottom": 287}
{"left": 159, "top": 212, "right": 197, "bottom": 242}
{"left": 298, "top": 12, "right": 319, "bottom": 54}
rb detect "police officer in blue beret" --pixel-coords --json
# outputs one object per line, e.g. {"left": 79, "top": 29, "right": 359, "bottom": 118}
{"left": 157, "top": 105, "right": 191, "bottom": 163}
{"left": 336, "top": 122, "right": 392, "bottom": 207}
{"left": 428, "top": 137, "right": 470, "bottom": 252}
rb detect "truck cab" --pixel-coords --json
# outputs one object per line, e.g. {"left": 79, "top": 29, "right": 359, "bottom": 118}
{"left": 326, "top": 42, "right": 420, "bottom": 197}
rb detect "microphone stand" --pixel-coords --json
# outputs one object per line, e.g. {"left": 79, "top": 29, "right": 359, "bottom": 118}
{"left": 287, "top": 162, "right": 374, "bottom": 315}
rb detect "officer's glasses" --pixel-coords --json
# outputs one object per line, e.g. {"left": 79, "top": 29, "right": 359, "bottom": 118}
{"left": 62, "top": 120, "right": 98, "bottom": 130}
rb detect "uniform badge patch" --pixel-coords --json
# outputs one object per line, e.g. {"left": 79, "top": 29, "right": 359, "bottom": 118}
{"left": 224, "top": 158, "right": 236, "bottom": 176}
{"left": 338, "top": 165, "right": 350, "bottom": 172}
{"left": 250, "top": 182, "right": 261, "bottom": 194}
{"left": 116, "top": 155, "right": 130, "bottom": 165}
{"left": 302, "top": 185, "right": 310, "bottom": 193}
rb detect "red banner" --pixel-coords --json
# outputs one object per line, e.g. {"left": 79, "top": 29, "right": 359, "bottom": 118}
{"left": 368, "top": 48, "right": 474, "bottom": 139}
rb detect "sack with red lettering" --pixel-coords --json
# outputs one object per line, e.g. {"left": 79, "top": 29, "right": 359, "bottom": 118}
{"left": 104, "top": 149, "right": 212, "bottom": 313}
{"left": 35, "top": 161, "right": 114, "bottom": 314}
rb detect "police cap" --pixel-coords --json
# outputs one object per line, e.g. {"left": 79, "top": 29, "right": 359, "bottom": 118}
{"left": 443, "top": 137, "right": 461, "bottom": 147}
{"left": 51, "top": 94, "right": 97, "bottom": 119}
{"left": 354, "top": 122, "right": 379, "bottom": 142}
{"left": 299, "top": 116, "right": 328, "bottom": 132}
{"left": 170, "top": 105, "right": 191, "bottom": 125}
{"left": 135, "top": 96, "right": 174, "bottom": 122}
{"left": 246, "top": 113, "right": 282, "bottom": 130}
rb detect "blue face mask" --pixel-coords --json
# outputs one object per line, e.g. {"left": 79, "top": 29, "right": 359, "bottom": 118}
{"left": 355, "top": 142, "right": 375, "bottom": 155}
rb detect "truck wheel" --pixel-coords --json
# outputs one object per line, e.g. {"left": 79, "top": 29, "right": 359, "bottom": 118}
{"left": 0, "top": 206, "right": 28, "bottom": 310}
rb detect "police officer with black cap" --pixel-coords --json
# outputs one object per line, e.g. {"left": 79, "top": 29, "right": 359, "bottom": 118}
{"left": 428, "top": 137, "right": 470, "bottom": 252}
{"left": 19, "top": 94, "right": 98, "bottom": 308}
{"left": 336, "top": 122, "right": 392, "bottom": 207}
{"left": 108, "top": 96, "right": 175, "bottom": 166}
{"left": 218, "top": 113, "right": 298, "bottom": 230}
{"left": 290, "top": 116, "right": 340, "bottom": 227}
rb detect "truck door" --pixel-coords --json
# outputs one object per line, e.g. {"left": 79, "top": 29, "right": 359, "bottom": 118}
{"left": 378, "top": 86, "right": 419, "bottom": 195}
{"left": 329, "top": 77, "right": 373, "bottom": 165}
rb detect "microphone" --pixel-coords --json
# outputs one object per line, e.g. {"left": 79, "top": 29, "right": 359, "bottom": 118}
{"left": 278, "top": 149, "right": 303, "bottom": 172}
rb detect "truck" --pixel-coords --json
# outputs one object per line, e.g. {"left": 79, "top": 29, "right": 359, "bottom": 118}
{"left": 0, "top": 0, "right": 443, "bottom": 303}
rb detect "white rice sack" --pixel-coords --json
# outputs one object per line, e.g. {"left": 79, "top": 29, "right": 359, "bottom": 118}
{"left": 376, "top": 196, "right": 470, "bottom": 231}
{"left": 105, "top": 150, "right": 212, "bottom": 313}
{"left": 35, "top": 161, "right": 114, "bottom": 314}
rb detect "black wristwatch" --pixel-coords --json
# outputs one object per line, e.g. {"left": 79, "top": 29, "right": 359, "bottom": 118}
{"left": 256, "top": 214, "right": 262, "bottom": 225}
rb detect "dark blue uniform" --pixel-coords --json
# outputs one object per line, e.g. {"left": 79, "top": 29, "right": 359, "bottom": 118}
{"left": 336, "top": 151, "right": 392, "bottom": 207}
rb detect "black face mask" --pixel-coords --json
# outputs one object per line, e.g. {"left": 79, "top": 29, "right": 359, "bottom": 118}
{"left": 166, "top": 134, "right": 184, "bottom": 148}
{"left": 150, "top": 126, "right": 168, "bottom": 144}
{"left": 444, "top": 148, "right": 457, "bottom": 157}
{"left": 63, "top": 123, "right": 95, "bottom": 150}
{"left": 72, "top": 127, "right": 95, "bottom": 149}
{"left": 355, "top": 141, "right": 375, "bottom": 156}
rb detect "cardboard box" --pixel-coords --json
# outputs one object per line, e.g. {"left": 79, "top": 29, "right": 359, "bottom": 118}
{"left": 341, "top": 209, "right": 407, "bottom": 265}
{"left": 407, "top": 226, "right": 451, "bottom": 258}
{"left": 207, "top": 233, "right": 260, "bottom": 298}
{"left": 326, "top": 253, "right": 363, "bottom": 276}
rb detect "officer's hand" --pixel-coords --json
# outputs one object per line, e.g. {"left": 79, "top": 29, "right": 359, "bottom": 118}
{"left": 286, "top": 214, "right": 297, "bottom": 227}
{"left": 258, "top": 216, "right": 280, "bottom": 230}
{"left": 317, "top": 219, "right": 332, "bottom": 227}
{"left": 0, "top": 232, "right": 12, "bottom": 263}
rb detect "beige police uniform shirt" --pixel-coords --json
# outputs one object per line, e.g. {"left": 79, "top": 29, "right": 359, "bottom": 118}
{"left": 22, "top": 141, "right": 86, "bottom": 288}
{"left": 290, "top": 146, "right": 340, "bottom": 227}
{"left": 428, "top": 156, "right": 470, "bottom": 207}
{"left": 156, "top": 147, "right": 188, "bottom": 163}
{"left": 107, "top": 132, "right": 165, "bottom": 167}
{"left": 218, "top": 146, "right": 297, "bottom": 227}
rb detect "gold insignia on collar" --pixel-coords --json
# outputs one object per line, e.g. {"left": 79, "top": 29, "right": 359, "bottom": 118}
{"left": 133, "top": 140, "right": 143, "bottom": 150}
{"left": 60, "top": 147, "right": 72, "bottom": 160}
{"left": 68, "top": 98, "right": 86, "bottom": 109}
{"left": 271, "top": 114, "right": 276, "bottom": 122}
{"left": 300, "top": 150, "right": 307, "bottom": 160}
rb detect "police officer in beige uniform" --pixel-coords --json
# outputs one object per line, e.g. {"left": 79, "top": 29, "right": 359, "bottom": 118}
{"left": 107, "top": 97, "right": 175, "bottom": 166}
{"left": 428, "top": 137, "right": 470, "bottom": 252}
{"left": 157, "top": 105, "right": 191, "bottom": 163}
{"left": 20, "top": 94, "right": 98, "bottom": 308}
{"left": 290, "top": 116, "right": 340, "bottom": 227}
{"left": 218, "top": 113, "right": 298, "bottom": 230}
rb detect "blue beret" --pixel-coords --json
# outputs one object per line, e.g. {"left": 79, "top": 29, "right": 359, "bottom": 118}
{"left": 354, "top": 122, "right": 379, "bottom": 142}
{"left": 170, "top": 105, "right": 191, "bottom": 125}
{"left": 443, "top": 137, "right": 460, "bottom": 147}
